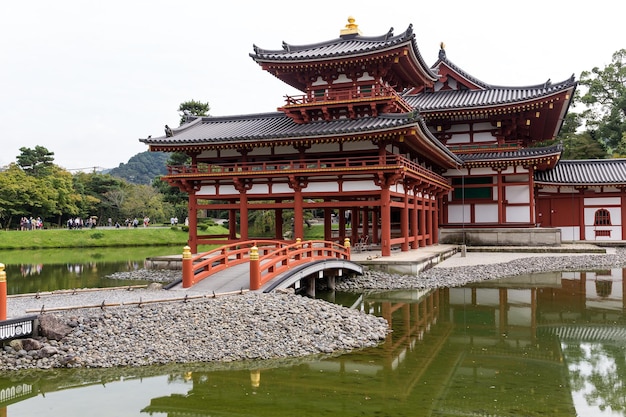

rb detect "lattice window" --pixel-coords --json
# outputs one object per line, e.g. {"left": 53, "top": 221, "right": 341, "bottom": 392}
{"left": 594, "top": 209, "right": 611, "bottom": 226}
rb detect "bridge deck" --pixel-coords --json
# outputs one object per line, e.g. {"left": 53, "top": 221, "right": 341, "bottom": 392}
{"left": 166, "top": 244, "right": 461, "bottom": 295}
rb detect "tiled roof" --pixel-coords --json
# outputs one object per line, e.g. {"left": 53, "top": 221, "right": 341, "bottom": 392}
{"left": 404, "top": 76, "right": 576, "bottom": 112}
{"left": 140, "top": 111, "right": 462, "bottom": 164}
{"left": 459, "top": 144, "right": 563, "bottom": 162}
{"left": 535, "top": 159, "right": 626, "bottom": 185}
{"left": 250, "top": 25, "right": 437, "bottom": 81}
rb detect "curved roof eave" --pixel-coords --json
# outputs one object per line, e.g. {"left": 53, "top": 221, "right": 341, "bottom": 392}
{"left": 250, "top": 24, "right": 438, "bottom": 82}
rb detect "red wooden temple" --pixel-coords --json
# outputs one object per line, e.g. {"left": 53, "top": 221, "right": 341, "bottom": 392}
{"left": 141, "top": 17, "right": 626, "bottom": 253}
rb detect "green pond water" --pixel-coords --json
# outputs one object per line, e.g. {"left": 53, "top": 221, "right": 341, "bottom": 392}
{"left": 0, "top": 249, "right": 625, "bottom": 416}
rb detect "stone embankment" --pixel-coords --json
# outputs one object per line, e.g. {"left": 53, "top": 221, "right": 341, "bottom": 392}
{"left": 3, "top": 248, "right": 625, "bottom": 371}
{"left": 1, "top": 292, "right": 388, "bottom": 371}
{"left": 336, "top": 248, "right": 626, "bottom": 291}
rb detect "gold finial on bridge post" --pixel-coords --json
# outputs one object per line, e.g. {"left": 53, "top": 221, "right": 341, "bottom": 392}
{"left": 249, "top": 246, "right": 260, "bottom": 290}
{"left": 182, "top": 246, "right": 193, "bottom": 288}
{"left": 0, "top": 263, "right": 6, "bottom": 320}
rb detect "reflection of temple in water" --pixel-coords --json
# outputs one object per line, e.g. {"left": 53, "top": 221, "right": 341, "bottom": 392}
{"left": 139, "top": 268, "right": 626, "bottom": 416}
{"left": 2, "top": 269, "right": 625, "bottom": 416}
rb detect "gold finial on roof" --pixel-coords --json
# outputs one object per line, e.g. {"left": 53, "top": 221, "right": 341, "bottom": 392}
{"left": 340, "top": 16, "right": 362, "bottom": 37}
{"left": 440, "top": 42, "right": 445, "bottom": 50}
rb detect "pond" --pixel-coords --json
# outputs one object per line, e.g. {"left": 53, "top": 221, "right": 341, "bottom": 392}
{"left": 0, "top": 251, "right": 625, "bottom": 416}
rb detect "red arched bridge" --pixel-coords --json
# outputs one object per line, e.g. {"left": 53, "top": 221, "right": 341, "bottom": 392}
{"left": 169, "top": 239, "right": 362, "bottom": 295}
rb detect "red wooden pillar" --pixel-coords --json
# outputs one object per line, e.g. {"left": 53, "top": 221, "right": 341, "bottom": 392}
{"left": 381, "top": 186, "right": 391, "bottom": 256}
{"left": 433, "top": 194, "right": 440, "bottom": 244}
{"left": 578, "top": 190, "right": 586, "bottom": 240}
{"left": 420, "top": 196, "right": 426, "bottom": 247}
{"left": 411, "top": 188, "right": 419, "bottom": 249}
{"left": 293, "top": 187, "right": 304, "bottom": 240}
{"left": 338, "top": 208, "right": 346, "bottom": 241}
{"left": 239, "top": 193, "right": 249, "bottom": 240}
{"left": 228, "top": 208, "right": 237, "bottom": 240}
{"left": 275, "top": 208, "right": 283, "bottom": 239}
{"left": 188, "top": 194, "right": 198, "bottom": 253}
{"left": 401, "top": 189, "right": 409, "bottom": 251}
{"left": 497, "top": 169, "right": 504, "bottom": 223}
{"left": 425, "top": 197, "right": 433, "bottom": 246}
{"left": 372, "top": 210, "right": 379, "bottom": 244}
{"left": 351, "top": 208, "right": 360, "bottom": 244}
{"left": 622, "top": 193, "right": 626, "bottom": 240}
{"left": 324, "top": 208, "right": 332, "bottom": 241}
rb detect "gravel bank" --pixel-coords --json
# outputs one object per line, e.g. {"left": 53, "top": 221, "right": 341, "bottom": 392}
{"left": 2, "top": 292, "right": 388, "bottom": 371}
{"left": 336, "top": 248, "right": 626, "bottom": 291}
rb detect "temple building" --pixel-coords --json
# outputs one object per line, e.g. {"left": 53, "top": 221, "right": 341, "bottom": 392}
{"left": 140, "top": 17, "right": 626, "bottom": 254}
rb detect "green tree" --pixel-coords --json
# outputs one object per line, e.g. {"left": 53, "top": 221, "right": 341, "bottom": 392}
{"left": 120, "top": 184, "right": 167, "bottom": 224}
{"left": 178, "top": 99, "right": 210, "bottom": 125}
{"left": 167, "top": 99, "right": 211, "bottom": 167}
{"left": 16, "top": 145, "right": 55, "bottom": 177}
{"left": 579, "top": 49, "right": 626, "bottom": 153}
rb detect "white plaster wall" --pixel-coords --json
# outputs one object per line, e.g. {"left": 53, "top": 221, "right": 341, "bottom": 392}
{"left": 333, "top": 74, "right": 350, "bottom": 84}
{"left": 448, "top": 205, "right": 471, "bottom": 223}
{"left": 476, "top": 289, "right": 499, "bottom": 306}
{"left": 474, "top": 204, "right": 498, "bottom": 222}
{"left": 448, "top": 124, "right": 469, "bottom": 132}
{"left": 473, "top": 122, "right": 492, "bottom": 130}
{"left": 473, "top": 132, "right": 494, "bottom": 142}
{"left": 508, "top": 289, "right": 531, "bottom": 304}
{"left": 449, "top": 288, "right": 470, "bottom": 304}
{"left": 559, "top": 226, "right": 580, "bottom": 241}
{"left": 468, "top": 167, "right": 493, "bottom": 176}
{"left": 506, "top": 185, "right": 530, "bottom": 204}
{"left": 271, "top": 183, "right": 292, "bottom": 194}
{"left": 197, "top": 185, "right": 216, "bottom": 196}
{"left": 357, "top": 72, "right": 375, "bottom": 81}
{"left": 306, "top": 182, "right": 340, "bottom": 193}
{"left": 508, "top": 306, "right": 532, "bottom": 326}
{"left": 248, "top": 184, "right": 269, "bottom": 195}
{"left": 584, "top": 197, "right": 621, "bottom": 206}
{"left": 312, "top": 76, "right": 326, "bottom": 86}
{"left": 446, "top": 133, "right": 471, "bottom": 144}
{"left": 506, "top": 206, "right": 530, "bottom": 223}
{"left": 342, "top": 181, "right": 374, "bottom": 192}
{"left": 585, "top": 226, "right": 621, "bottom": 241}
{"left": 197, "top": 184, "right": 237, "bottom": 196}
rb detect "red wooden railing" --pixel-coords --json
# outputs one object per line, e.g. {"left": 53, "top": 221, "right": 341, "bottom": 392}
{"left": 282, "top": 84, "right": 402, "bottom": 106}
{"left": 166, "top": 155, "right": 450, "bottom": 189}
{"left": 249, "top": 239, "right": 351, "bottom": 290}
{"left": 181, "top": 239, "right": 351, "bottom": 290}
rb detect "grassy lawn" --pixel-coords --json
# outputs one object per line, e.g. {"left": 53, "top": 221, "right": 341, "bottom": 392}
{"left": 0, "top": 226, "right": 225, "bottom": 250}
{"left": 0, "top": 223, "right": 330, "bottom": 251}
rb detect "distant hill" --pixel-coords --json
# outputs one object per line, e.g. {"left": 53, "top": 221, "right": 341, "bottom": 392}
{"left": 108, "top": 151, "right": 171, "bottom": 184}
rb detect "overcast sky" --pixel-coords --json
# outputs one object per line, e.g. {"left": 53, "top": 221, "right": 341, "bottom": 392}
{"left": 1, "top": 0, "right": 623, "bottom": 171}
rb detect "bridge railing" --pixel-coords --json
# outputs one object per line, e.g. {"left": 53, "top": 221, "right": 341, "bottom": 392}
{"left": 182, "top": 239, "right": 352, "bottom": 290}
{"left": 182, "top": 240, "right": 287, "bottom": 288}
{"left": 250, "top": 239, "right": 351, "bottom": 290}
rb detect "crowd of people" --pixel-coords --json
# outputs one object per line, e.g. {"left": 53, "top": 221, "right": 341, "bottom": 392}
{"left": 19, "top": 216, "right": 43, "bottom": 230}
